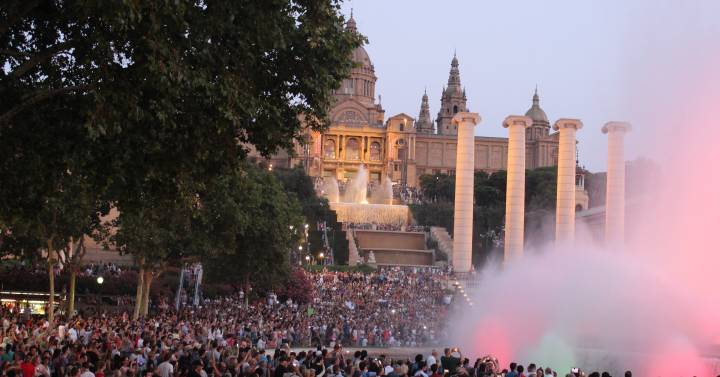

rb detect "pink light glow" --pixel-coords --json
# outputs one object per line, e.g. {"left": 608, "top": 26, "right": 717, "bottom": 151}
{"left": 454, "top": 51, "right": 720, "bottom": 375}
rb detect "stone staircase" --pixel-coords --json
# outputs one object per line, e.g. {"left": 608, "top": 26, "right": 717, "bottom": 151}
{"left": 347, "top": 230, "right": 361, "bottom": 266}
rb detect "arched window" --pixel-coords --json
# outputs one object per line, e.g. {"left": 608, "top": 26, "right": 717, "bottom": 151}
{"left": 346, "top": 138, "right": 360, "bottom": 160}
{"left": 324, "top": 139, "right": 336, "bottom": 159}
{"left": 453, "top": 105, "right": 458, "bottom": 114}
{"left": 370, "top": 142, "right": 381, "bottom": 161}
{"left": 399, "top": 123, "right": 404, "bottom": 132}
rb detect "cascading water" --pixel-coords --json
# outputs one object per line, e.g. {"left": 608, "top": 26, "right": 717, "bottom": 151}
{"left": 323, "top": 177, "right": 340, "bottom": 203}
{"left": 344, "top": 164, "right": 369, "bottom": 204}
{"left": 370, "top": 175, "right": 394, "bottom": 204}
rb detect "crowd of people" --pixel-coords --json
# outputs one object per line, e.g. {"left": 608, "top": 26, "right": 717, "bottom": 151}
{"left": 3, "top": 264, "right": 718, "bottom": 377}
{"left": 0, "top": 309, "right": 657, "bottom": 377}
{"left": 79, "top": 264, "right": 126, "bottom": 279}
{"left": 393, "top": 186, "right": 421, "bottom": 205}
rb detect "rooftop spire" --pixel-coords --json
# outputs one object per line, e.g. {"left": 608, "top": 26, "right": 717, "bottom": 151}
{"left": 446, "top": 53, "right": 461, "bottom": 93}
{"left": 524, "top": 86, "right": 550, "bottom": 136}
{"left": 416, "top": 90, "right": 432, "bottom": 134}
{"left": 347, "top": 8, "right": 357, "bottom": 31}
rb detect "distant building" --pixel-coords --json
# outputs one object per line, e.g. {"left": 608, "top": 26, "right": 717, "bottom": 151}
{"left": 256, "top": 14, "right": 588, "bottom": 210}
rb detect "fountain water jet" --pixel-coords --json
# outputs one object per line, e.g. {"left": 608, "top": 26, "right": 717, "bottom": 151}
{"left": 344, "top": 164, "right": 369, "bottom": 204}
{"left": 323, "top": 177, "right": 340, "bottom": 203}
{"left": 371, "top": 175, "right": 394, "bottom": 204}
{"left": 327, "top": 165, "right": 409, "bottom": 225}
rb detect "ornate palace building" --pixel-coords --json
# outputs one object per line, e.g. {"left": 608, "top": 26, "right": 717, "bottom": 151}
{"left": 261, "top": 15, "right": 586, "bottom": 206}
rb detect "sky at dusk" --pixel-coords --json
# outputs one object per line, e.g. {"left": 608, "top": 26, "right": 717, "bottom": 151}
{"left": 340, "top": 0, "right": 720, "bottom": 172}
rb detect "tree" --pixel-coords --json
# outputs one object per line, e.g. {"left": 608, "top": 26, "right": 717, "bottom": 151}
{"left": 202, "top": 164, "right": 302, "bottom": 296}
{"left": 525, "top": 167, "right": 557, "bottom": 210}
{"left": 412, "top": 168, "right": 558, "bottom": 267}
{"left": 2, "top": 0, "right": 363, "bottom": 173}
{"left": 273, "top": 167, "right": 332, "bottom": 223}
{"left": 418, "top": 174, "right": 455, "bottom": 203}
{"left": 0, "top": 108, "right": 109, "bottom": 323}
{"left": 2, "top": 0, "right": 363, "bottom": 319}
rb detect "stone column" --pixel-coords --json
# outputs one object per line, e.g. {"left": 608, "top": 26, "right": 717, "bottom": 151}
{"left": 503, "top": 116, "right": 532, "bottom": 263}
{"left": 452, "top": 112, "right": 481, "bottom": 273}
{"left": 602, "top": 121, "right": 631, "bottom": 248}
{"left": 553, "top": 118, "right": 583, "bottom": 246}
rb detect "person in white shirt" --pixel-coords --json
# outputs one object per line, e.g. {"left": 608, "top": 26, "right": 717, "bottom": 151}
{"left": 68, "top": 327, "right": 78, "bottom": 343}
{"left": 79, "top": 363, "right": 95, "bottom": 377}
{"left": 413, "top": 363, "right": 429, "bottom": 377}
{"left": 34, "top": 356, "right": 50, "bottom": 377}
{"left": 426, "top": 350, "right": 438, "bottom": 368}
{"left": 156, "top": 355, "right": 174, "bottom": 377}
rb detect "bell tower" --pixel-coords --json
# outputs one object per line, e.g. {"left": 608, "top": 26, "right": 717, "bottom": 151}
{"left": 436, "top": 53, "right": 468, "bottom": 135}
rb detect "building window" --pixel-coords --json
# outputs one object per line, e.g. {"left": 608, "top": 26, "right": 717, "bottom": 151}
{"left": 448, "top": 170, "right": 455, "bottom": 175}
{"left": 399, "top": 123, "right": 404, "bottom": 132}
{"left": 453, "top": 105, "right": 458, "bottom": 114}
{"left": 346, "top": 138, "right": 360, "bottom": 160}
{"left": 370, "top": 141, "right": 381, "bottom": 161}
{"left": 324, "top": 139, "right": 336, "bottom": 159}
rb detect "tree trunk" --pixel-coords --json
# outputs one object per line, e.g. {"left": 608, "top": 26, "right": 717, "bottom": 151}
{"left": 68, "top": 269, "right": 76, "bottom": 316}
{"left": 133, "top": 266, "right": 145, "bottom": 320}
{"left": 141, "top": 270, "right": 153, "bottom": 316}
{"left": 46, "top": 242, "right": 55, "bottom": 325}
{"left": 67, "top": 237, "right": 85, "bottom": 317}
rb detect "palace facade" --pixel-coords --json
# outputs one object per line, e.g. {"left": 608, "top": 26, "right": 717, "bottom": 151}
{"left": 261, "top": 15, "right": 587, "bottom": 208}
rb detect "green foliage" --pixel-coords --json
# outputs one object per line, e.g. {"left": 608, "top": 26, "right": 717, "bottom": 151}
{"left": 1, "top": 0, "right": 363, "bottom": 153}
{"left": 413, "top": 167, "right": 559, "bottom": 267}
{"left": 273, "top": 167, "right": 332, "bottom": 223}
{"left": 331, "top": 229, "right": 348, "bottom": 265}
{"left": 202, "top": 164, "right": 303, "bottom": 291}
{"left": 526, "top": 167, "right": 557, "bottom": 210}
{"left": 273, "top": 167, "right": 349, "bottom": 265}
{"left": 418, "top": 174, "right": 455, "bottom": 203}
{"left": 1, "top": 0, "right": 363, "bottom": 271}
{"left": 0, "top": 87, "right": 109, "bottom": 259}
{"left": 410, "top": 202, "right": 455, "bottom": 230}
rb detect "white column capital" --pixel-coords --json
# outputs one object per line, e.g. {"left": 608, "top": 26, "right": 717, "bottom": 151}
{"left": 602, "top": 121, "right": 632, "bottom": 134}
{"left": 452, "top": 112, "right": 481, "bottom": 127}
{"left": 553, "top": 118, "right": 583, "bottom": 131}
{"left": 503, "top": 115, "right": 533, "bottom": 129}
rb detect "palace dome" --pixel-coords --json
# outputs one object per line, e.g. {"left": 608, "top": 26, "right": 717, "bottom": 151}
{"left": 525, "top": 90, "right": 549, "bottom": 124}
{"left": 351, "top": 45, "right": 373, "bottom": 70}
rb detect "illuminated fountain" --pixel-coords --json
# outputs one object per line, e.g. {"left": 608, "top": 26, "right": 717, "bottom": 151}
{"left": 323, "top": 177, "right": 340, "bottom": 203}
{"left": 326, "top": 164, "right": 409, "bottom": 226}
{"left": 371, "top": 175, "right": 394, "bottom": 205}
{"left": 344, "top": 164, "right": 369, "bottom": 204}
